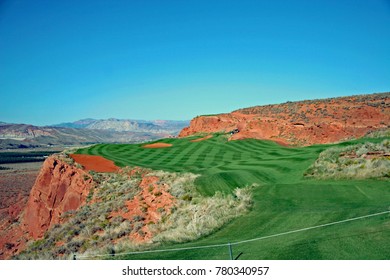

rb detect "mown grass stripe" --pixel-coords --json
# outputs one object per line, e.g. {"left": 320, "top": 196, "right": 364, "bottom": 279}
{"left": 75, "top": 134, "right": 390, "bottom": 259}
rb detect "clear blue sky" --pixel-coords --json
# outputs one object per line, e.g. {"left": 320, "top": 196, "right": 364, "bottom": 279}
{"left": 1, "top": 0, "right": 389, "bottom": 125}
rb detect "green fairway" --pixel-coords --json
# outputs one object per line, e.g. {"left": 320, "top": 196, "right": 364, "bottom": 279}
{"left": 76, "top": 135, "right": 390, "bottom": 259}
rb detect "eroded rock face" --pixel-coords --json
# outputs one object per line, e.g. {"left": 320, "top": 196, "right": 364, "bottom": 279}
{"left": 22, "top": 156, "right": 94, "bottom": 239}
{"left": 179, "top": 93, "right": 390, "bottom": 145}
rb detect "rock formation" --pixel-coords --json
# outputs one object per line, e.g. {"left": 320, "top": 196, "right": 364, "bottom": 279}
{"left": 22, "top": 156, "right": 95, "bottom": 239}
{"left": 179, "top": 92, "right": 390, "bottom": 145}
{"left": 0, "top": 156, "right": 95, "bottom": 258}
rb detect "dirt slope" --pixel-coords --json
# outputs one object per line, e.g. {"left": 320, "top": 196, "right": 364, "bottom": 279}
{"left": 0, "top": 155, "right": 176, "bottom": 259}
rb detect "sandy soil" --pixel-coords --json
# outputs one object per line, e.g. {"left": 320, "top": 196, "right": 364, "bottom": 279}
{"left": 0, "top": 162, "right": 42, "bottom": 224}
{"left": 270, "top": 138, "right": 291, "bottom": 147}
{"left": 70, "top": 154, "right": 119, "bottom": 173}
{"left": 230, "top": 131, "right": 290, "bottom": 147}
{"left": 190, "top": 135, "right": 213, "bottom": 142}
{"left": 142, "top": 143, "right": 173, "bottom": 148}
{"left": 0, "top": 162, "right": 42, "bottom": 260}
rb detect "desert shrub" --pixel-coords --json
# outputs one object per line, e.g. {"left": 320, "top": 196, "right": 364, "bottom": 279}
{"left": 133, "top": 222, "right": 144, "bottom": 232}
{"left": 111, "top": 216, "right": 124, "bottom": 225}
{"left": 365, "top": 128, "right": 390, "bottom": 138}
{"left": 305, "top": 140, "right": 390, "bottom": 180}
{"left": 152, "top": 185, "right": 253, "bottom": 244}
{"left": 16, "top": 169, "right": 254, "bottom": 259}
{"left": 5, "top": 242, "right": 14, "bottom": 250}
{"left": 115, "top": 227, "right": 131, "bottom": 239}
{"left": 15, "top": 170, "right": 140, "bottom": 259}
{"left": 0, "top": 166, "right": 11, "bottom": 170}
{"left": 67, "top": 240, "right": 84, "bottom": 253}
{"left": 133, "top": 215, "right": 145, "bottom": 222}
{"left": 54, "top": 246, "right": 68, "bottom": 255}
{"left": 91, "top": 225, "right": 103, "bottom": 234}
{"left": 88, "top": 170, "right": 105, "bottom": 183}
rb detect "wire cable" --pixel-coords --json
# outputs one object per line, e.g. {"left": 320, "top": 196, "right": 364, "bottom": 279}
{"left": 77, "top": 209, "right": 390, "bottom": 259}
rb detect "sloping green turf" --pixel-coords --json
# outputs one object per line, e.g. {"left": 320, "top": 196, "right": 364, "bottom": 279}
{"left": 76, "top": 135, "right": 390, "bottom": 259}
{"left": 77, "top": 136, "right": 323, "bottom": 195}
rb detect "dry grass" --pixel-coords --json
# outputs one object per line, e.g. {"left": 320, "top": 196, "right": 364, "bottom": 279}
{"left": 14, "top": 167, "right": 253, "bottom": 260}
{"left": 151, "top": 179, "right": 253, "bottom": 244}
{"left": 305, "top": 140, "right": 390, "bottom": 180}
{"left": 14, "top": 169, "right": 141, "bottom": 260}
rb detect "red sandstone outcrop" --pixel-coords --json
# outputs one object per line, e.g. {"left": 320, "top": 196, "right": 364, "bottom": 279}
{"left": 179, "top": 93, "right": 390, "bottom": 145}
{"left": 22, "top": 156, "right": 95, "bottom": 239}
{"left": 0, "top": 156, "right": 95, "bottom": 258}
{"left": 0, "top": 156, "right": 175, "bottom": 258}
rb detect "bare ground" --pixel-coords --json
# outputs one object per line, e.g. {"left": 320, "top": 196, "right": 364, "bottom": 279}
{"left": 0, "top": 162, "right": 42, "bottom": 227}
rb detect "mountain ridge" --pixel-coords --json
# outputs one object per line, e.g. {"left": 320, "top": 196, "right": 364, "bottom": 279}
{"left": 179, "top": 92, "right": 390, "bottom": 145}
{"left": 0, "top": 119, "right": 189, "bottom": 149}
{"left": 52, "top": 118, "right": 189, "bottom": 132}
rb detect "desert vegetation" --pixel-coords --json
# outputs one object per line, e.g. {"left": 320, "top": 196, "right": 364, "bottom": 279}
{"left": 151, "top": 171, "right": 254, "bottom": 244}
{"left": 305, "top": 140, "right": 390, "bottom": 180}
{"left": 14, "top": 169, "right": 140, "bottom": 259}
{"left": 14, "top": 166, "right": 252, "bottom": 260}
{"left": 366, "top": 128, "right": 390, "bottom": 138}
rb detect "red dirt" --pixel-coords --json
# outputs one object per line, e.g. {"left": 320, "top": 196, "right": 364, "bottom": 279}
{"left": 179, "top": 92, "right": 390, "bottom": 146}
{"left": 0, "top": 165, "right": 41, "bottom": 259}
{"left": 0, "top": 169, "right": 39, "bottom": 224}
{"left": 190, "top": 135, "right": 213, "bottom": 142}
{"left": 142, "top": 143, "right": 173, "bottom": 148}
{"left": 110, "top": 172, "right": 176, "bottom": 243}
{"left": 70, "top": 154, "right": 119, "bottom": 173}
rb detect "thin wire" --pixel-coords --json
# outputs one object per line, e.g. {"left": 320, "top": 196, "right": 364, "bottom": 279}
{"left": 231, "top": 210, "right": 390, "bottom": 245}
{"left": 77, "top": 209, "right": 390, "bottom": 259}
{"left": 78, "top": 243, "right": 228, "bottom": 259}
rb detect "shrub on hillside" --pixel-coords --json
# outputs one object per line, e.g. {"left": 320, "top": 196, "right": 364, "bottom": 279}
{"left": 365, "top": 128, "right": 390, "bottom": 138}
{"left": 305, "top": 140, "right": 390, "bottom": 180}
{"left": 14, "top": 171, "right": 140, "bottom": 260}
{"left": 152, "top": 184, "right": 254, "bottom": 244}
{"left": 14, "top": 169, "right": 254, "bottom": 260}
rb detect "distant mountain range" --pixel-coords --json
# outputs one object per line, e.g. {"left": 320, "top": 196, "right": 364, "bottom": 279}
{"left": 0, "top": 118, "right": 189, "bottom": 149}
{"left": 53, "top": 118, "right": 189, "bottom": 132}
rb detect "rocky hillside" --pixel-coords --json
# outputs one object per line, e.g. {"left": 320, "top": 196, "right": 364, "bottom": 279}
{"left": 0, "top": 124, "right": 155, "bottom": 149}
{"left": 0, "top": 154, "right": 250, "bottom": 259}
{"left": 179, "top": 92, "right": 390, "bottom": 146}
{"left": 54, "top": 118, "right": 189, "bottom": 133}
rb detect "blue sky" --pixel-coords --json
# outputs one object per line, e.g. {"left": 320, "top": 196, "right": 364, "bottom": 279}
{"left": 1, "top": 0, "right": 389, "bottom": 125}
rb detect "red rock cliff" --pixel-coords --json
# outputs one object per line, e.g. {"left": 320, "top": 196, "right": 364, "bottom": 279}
{"left": 22, "top": 156, "right": 94, "bottom": 239}
{"left": 179, "top": 92, "right": 390, "bottom": 145}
